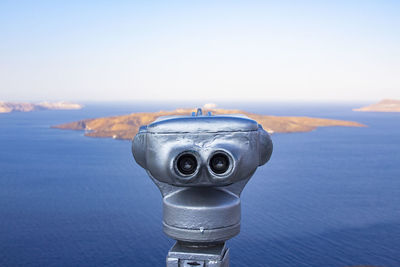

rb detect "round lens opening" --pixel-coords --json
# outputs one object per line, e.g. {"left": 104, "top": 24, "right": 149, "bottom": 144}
{"left": 177, "top": 154, "right": 198, "bottom": 175}
{"left": 209, "top": 153, "right": 230, "bottom": 174}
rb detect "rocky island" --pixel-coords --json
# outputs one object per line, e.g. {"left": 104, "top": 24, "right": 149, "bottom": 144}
{"left": 0, "top": 101, "right": 83, "bottom": 113}
{"left": 353, "top": 99, "right": 400, "bottom": 112}
{"left": 52, "top": 108, "right": 365, "bottom": 140}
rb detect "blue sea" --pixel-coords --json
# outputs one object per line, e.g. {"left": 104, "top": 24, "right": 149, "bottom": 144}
{"left": 0, "top": 102, "right": 399, "bottom": 267}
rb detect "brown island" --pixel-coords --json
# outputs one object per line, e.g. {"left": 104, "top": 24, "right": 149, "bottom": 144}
{"left": 52, "top": 108, "right": 365, "bottom": 140}
{"left": 353, "top": 99, "right": 400, "bottom": 112}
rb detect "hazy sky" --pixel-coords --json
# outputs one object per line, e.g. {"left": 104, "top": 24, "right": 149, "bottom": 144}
{"left": 1, "top": 1, "right": 399, "bottom": 102}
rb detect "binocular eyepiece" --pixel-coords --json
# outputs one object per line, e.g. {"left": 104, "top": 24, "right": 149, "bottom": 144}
{"left": 175, "top": 150, "right": 232, "bottom": 179}
{"left": 209, "top": 152, "right": 230, "bottom": 174}
{"left": 176, "top": 153, "right": 198, "bottom": 175}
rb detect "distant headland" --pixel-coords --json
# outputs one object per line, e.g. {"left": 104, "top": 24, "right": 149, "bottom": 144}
{"left": 52, "top": 108, "right": 366, "bottom": 140}
{"left": 0, "top": 101, "right": 83, "bottom": 113}
{"left": 353, "top": 99, "right": 400, "bottom": 112}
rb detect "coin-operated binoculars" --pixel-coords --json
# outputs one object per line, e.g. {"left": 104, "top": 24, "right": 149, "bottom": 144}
{"left": 132, "top": 108, "right": 273, "bottom": 266}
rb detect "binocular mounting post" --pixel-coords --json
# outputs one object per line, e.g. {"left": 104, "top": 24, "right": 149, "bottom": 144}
{"left": 166, "top": 241, "right": 229, "bottom": 267}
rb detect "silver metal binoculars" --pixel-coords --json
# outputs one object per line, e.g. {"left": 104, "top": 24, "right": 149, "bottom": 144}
{"left": 132, "top": 108, "right": 273, "bottom": 266}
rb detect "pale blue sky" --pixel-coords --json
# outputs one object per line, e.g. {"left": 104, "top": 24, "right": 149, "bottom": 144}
{"left": 1, "top": 1, "right": 399, "bottom": 102}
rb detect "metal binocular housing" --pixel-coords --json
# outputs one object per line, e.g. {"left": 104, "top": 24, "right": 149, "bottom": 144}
{"left": 132, "top": 109, "right": 273, "bottom": 265}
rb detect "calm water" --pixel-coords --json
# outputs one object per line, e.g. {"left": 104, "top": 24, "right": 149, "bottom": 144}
{"left": 0, "top": 103, "right": 399, "bottom": 267}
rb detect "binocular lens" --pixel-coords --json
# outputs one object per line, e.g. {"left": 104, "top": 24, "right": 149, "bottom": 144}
{"left": 177, "top": 154, "right": 197, "bottom": 175}
{"left": 210, "top": 153, "right": 230, "bottom": 174}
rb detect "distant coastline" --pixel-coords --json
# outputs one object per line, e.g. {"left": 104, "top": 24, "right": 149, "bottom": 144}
{"left": 0, "top": 101, "right": 83, "bottom": 113}
{"left": 52, "top": 108, "right": 366, "bottom": 140}
{"left": 353, "top": 99, "right": 400, "bottom": 112}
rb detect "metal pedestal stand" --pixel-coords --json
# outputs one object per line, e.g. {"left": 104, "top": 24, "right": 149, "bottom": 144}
{"left": 167, "top": 242, "right": 229, "bottom": 267}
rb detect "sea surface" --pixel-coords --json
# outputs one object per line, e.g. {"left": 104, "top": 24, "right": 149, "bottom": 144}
{"left": 0, "top": 102, "right": 399, "bottom": 267}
